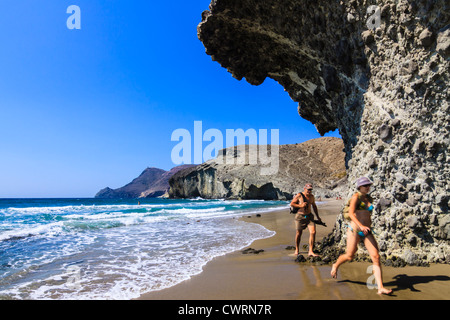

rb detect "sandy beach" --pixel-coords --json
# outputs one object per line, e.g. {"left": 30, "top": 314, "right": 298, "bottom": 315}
{"left": 139, "top": 199, "right": 450, "bottom": 300}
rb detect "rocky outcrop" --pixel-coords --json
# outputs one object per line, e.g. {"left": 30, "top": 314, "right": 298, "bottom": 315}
{"left": 169, "top": 137, "right": 347, "bottom": 200}
{"left": 198, "top": 0, "right": 449, "bottom": 264}
{"left": 95, "top": 165, "right": 196, "bottom": 199}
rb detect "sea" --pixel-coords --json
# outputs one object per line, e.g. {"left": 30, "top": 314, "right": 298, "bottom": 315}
{"left": 0, "top": 198, "right": 288, "bottom": 300}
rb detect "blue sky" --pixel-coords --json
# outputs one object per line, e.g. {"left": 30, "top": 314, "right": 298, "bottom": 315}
{"left": 0, "top": 1, "right": 340, "bottom": 198}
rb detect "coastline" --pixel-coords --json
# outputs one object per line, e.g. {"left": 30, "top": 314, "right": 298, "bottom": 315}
{"left": 138, "top": 199, "right": 450, "bottom": 300}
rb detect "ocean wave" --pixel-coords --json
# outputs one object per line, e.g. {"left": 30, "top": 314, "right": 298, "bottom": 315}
{"left": 0, "top": 206, "right": 232, "bottom": 242}
{"left": 0, "top": 198, "right": 284, "bottom": 300}
{"left": 0, "top": 200, "right": 288, "bottom": 242}
{"left": 162, "top": 206, "right": 226, "bottom": 215}
{"left": 0, "top": 222, "right": 64, "bottom": 242}
{"left": 0, "top": 204, "right": 169, "bottom": 216}
{"left": 0, "top": 199, "right": 283, "bottom": 217}
{"left": 0, "top": 218, "right": 275, "bottom": 300}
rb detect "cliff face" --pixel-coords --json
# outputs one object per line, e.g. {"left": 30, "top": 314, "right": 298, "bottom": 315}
{"left": 169, "top": 137, "right": 347, "bottom": 200}
{"left": 95, "top": 165, "right": 196, "bottom": 199}
{"left": 198, "top": 0, "right": 449, "bottom": 264}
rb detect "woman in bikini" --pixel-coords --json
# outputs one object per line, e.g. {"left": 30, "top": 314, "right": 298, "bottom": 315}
{"left": 331, "top": 177, "right": 392, "bottom": 295}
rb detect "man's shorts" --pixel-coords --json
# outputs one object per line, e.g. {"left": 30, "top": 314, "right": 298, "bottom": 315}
{"left": 295, "top": 213, "right": 314, "bottom": 230}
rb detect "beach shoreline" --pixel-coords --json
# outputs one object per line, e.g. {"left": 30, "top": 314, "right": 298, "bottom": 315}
{"left": 138, "top": 199, "right": 450, "bottom": 300}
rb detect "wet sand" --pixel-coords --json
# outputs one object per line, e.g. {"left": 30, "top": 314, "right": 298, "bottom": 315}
{"left": 139, "top": 199, "right": 450, "bottom": 300}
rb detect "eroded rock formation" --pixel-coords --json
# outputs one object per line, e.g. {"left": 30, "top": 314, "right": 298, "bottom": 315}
{"left": 198, "top": 0, "right": 449, "bottom": 264}
{"left": 169, "top": 137, "right": 347, "bottom": 200}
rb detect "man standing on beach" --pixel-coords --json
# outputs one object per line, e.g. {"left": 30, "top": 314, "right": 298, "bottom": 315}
{"left": 291, "top": 184, "right": 322, "bottom": 257}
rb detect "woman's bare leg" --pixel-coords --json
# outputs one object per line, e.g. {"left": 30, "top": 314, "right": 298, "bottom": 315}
{"left": 364, "top": 235, "right": 392, "bottom": 295}
{"left": 331, "top": 228, "right": 359, "bottom": 278}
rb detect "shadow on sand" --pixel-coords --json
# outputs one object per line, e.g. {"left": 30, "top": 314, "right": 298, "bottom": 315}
{"left": 338, "top": 274, "right": 450, "bottom": 295}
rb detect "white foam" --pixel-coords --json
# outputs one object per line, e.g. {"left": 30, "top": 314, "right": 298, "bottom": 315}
{"left": 0, "top": 199, "right": 286, "bottom": 300}
{"left": 0, "top": 221, "right": 64, "bottom": 241}
{"left": 0, "top": 203, "right": 170, "bottom": 217}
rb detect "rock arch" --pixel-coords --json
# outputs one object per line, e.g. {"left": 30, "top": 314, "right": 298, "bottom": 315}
{"left": 198, "top": 0, "right": 449, "bottom": 264}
